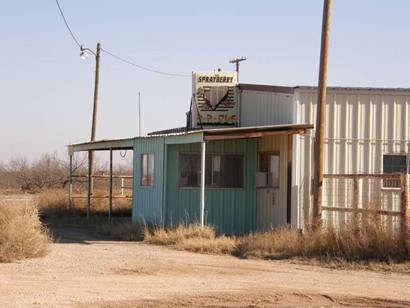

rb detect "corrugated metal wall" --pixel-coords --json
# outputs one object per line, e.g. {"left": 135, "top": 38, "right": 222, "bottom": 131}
{"left": 257, "top": 135, "right": 289, "bottom": 230}
{"left": 132, "top": 137, "right": 165, "bottom": 224}
{"left": 239, "top": 90, "right": 294, "bottom": 127}
{"left": 165, "top": 139, "right": 257, "bottom": 234}
{"left": 294, "top": 88, "right": 410, "bottom": 227}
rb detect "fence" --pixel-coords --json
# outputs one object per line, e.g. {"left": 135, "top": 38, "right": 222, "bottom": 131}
{"left": 322, "top": 174, "right": 408, "bottom": 238}
{"left": 0, "top": 194, "right": 39, "bottom": 207}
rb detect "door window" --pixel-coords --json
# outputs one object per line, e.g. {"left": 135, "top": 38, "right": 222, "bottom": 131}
{"left": 258, "top": 152, "right": 279, "bottom": 188}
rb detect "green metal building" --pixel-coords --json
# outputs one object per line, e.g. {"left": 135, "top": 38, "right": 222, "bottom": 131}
{"left": 68, "top": 124, "right": 311, "bottom": 235}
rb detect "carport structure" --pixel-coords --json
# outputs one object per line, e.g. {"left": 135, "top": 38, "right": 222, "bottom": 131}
{"left": 67, "top": 137, "right": 134, "bottom": 220}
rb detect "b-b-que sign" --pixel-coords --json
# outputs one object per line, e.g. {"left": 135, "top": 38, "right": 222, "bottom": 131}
{"left": 192, "top": 72, "right": 238, "bottom": 126}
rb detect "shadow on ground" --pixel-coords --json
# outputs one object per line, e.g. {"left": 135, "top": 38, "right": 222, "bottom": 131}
{"left": 43, "top": 215, "right": 132, "bottom": 244}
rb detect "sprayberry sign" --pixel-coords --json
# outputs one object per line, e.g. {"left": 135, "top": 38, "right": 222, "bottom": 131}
{"left": 192, "top": 71, "right": 238, "bottom": 126}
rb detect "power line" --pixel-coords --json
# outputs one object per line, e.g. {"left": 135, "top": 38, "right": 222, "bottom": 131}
{"left": 101, "top": 48, "right": 191, "bottom": 78}
{"left": 54, "top": 0, "right": 191, "bottom": 78}
{"left": 55, "top": 0, "right": 81, "bottom": 47}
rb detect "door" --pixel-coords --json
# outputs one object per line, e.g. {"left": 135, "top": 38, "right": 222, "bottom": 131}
{"left": 256, "top": 152, "right": 280, "bottom": 231}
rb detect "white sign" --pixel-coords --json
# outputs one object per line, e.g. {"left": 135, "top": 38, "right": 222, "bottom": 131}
{"left": 192, "top": 71, "right": 238, "bottom": 126}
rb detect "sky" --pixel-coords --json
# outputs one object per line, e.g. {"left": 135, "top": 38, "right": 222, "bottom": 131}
{"left": 1, "top": 0, "right": 410, "bottom": 163}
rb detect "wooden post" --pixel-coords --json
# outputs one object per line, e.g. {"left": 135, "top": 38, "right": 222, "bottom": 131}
{"left": 108, "top": 148, "right": 113, "bottom": 222}
{"left": 229, "top": 57, "right": 246, "bottom": 82}
{"left": 200, "top": 141, "right": 206, "bottom": 226}
{"left": 138, "top": 91, "right": 141, "bottom": 137}
{"left": 312, "top": 0, "right": 332, "bottom": 227}
{"left": 401, "top": 174, "right": 408, "bottom": 249}
{"left": 68, "top": 153, "right": 73, "bottom": 210}
{"left": 353, "top": 176, "right": 359, "bottom": 227}
{"left": 89, "top": 42, "right": 101, "bottom": 207}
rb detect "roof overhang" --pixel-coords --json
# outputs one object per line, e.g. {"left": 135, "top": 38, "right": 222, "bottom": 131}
{"left": 202, "top": 124, "right": 313, "bottom": 141}
{"left": 68, "top": 137, "right": 134, "bottom": 155}
{"left": 67, "top": 124, "right": 313, "bottom": 155}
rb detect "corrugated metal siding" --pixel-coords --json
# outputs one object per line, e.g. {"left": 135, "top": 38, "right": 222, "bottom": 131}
{"left": 257, "top": 136, "right": 289, "bottom": 230}
{"left": 294, "top": 89, "right": 410, "bottom": 227}
{"left": 165, "top": 139, "right": 257, "bottom": 234}
{"left": 132, "top": 137, "right": 165, "bottom": 224}
{"left": 239, "top": 90, "right": 294, "bottom": 127}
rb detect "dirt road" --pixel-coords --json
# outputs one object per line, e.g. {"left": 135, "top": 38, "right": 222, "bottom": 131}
{"left": 0, "top": 226, "right": 409, "bottom": 307}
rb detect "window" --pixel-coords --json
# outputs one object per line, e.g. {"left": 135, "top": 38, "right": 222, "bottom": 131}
{"left": 383, "top": 154, "right": 407, "bottom": 188}
{"left": 141, "top": 153, "right": 154, "bottom": 187}
{"left": 179, "top": 154, "right": 201, "bottom": 187}
{"left": 179, "top": 153, "right": 244, "bottom": 188}
{"left": 257, "top": 152, "right": 279, "bottom": 188}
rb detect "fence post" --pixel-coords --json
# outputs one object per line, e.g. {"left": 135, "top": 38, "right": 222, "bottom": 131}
{"left": 401, "top": 174, "right": 408, "bottom": 250}
{"left": 353, "top": 176, "right": 359, "bottom": 227}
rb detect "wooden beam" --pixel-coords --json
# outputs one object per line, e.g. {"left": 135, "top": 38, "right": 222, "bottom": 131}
{"left": 322, "top": 206, "right": 401, "bottom": 217}
{"left": 401, "top": 174, "right": 409, "bottom": 249}
{"left": 203, "top": 129, "right": 306, "bottom": 141}
{"left": 72, "top": 174, "right": 133, "bottom": 179}
{"left": 323, "top": 174, "right": 402, "bottom": 179}
{"left": 71, "top": 195, "right": 132, "bottom": 199}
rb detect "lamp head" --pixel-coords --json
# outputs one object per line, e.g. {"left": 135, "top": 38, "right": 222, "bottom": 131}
{"left": 79, "top": 45, "right": 89, "bottom": 59}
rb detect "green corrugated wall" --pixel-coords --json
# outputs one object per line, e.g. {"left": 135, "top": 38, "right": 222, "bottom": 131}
{"left": 132, "top": 137, "right": 165, "bottom": 224}
{"left": 165, "top": 139, "right": 257, "bottom": 234}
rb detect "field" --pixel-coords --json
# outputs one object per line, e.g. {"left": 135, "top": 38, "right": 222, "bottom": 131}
{"left": 0, "top": 224, "right": 410, "bottom": 307}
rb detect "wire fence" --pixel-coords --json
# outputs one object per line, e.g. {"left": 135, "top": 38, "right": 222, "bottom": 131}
{"left": 322, "top": 174, "right": 409, "bottom": 236}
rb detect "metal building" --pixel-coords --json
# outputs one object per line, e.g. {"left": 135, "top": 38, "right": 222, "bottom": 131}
{"left": 238, "top": 85, "right": 410, "bottom": 229}
{"left": 68, "top": 71, "right": 410, "bottom": 233}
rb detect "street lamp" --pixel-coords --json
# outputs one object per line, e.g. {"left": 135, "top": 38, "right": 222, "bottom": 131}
{"left": 80, "top": 46, "right": 91, "bottom": 59}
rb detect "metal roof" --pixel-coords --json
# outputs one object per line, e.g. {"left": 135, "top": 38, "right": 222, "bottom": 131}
{"left": 68, "top": 124, "right": 313, "bottom": 153}
{"left": 295, "top": 85, "right": 410, "bottom": 92}
{"left": 67, "top": 137, "right": 135, "bottom": 154}
{"left": 148, "top": 126, "right": 201, "bottom": 136}
{"left": 238, "top": 83, "right": 410, "bottom": 93}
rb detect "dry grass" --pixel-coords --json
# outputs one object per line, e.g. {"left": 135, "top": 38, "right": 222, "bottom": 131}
{"left": 144, "top": 224, "right": 236, "bottom": 254}
{"left": 235, "top": 226, "right": 303, "bottom": 259}
{"left": 142, "top": 219, "right": 409, "bottom": 269}
{"left": 37, "top": 189, "right": 132, "bottom": 225}
{"left": 0, "top": 202, "right": 51, "bottom": 263}
{"left": 237, "top": 220, "right": 410, "bottom": 263}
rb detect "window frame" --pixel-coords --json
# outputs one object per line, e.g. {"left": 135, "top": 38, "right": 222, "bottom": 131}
{"left": 257, "top": 151, "right": 280, "bottom": 188}
{"left": 382, "top": 153, "right": 408, "bottom": 189}
{"left": 140, "top": 153, "right": 155, "bottom": 188}
{"left": 178, "top": 152, "right": 245, "bottom": 189}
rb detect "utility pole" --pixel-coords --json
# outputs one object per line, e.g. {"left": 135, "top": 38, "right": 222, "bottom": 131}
{"left": 138, "top": 91, "right": 141, "bottom": 137}
{"left": 313, "top": 0, "right": 332, "bottom": 227}
{"left": 85, "top": 42, "right": 101, "bottom": 217}
{"left": 229, "top": 56, "right": 246, "bottom": 81}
